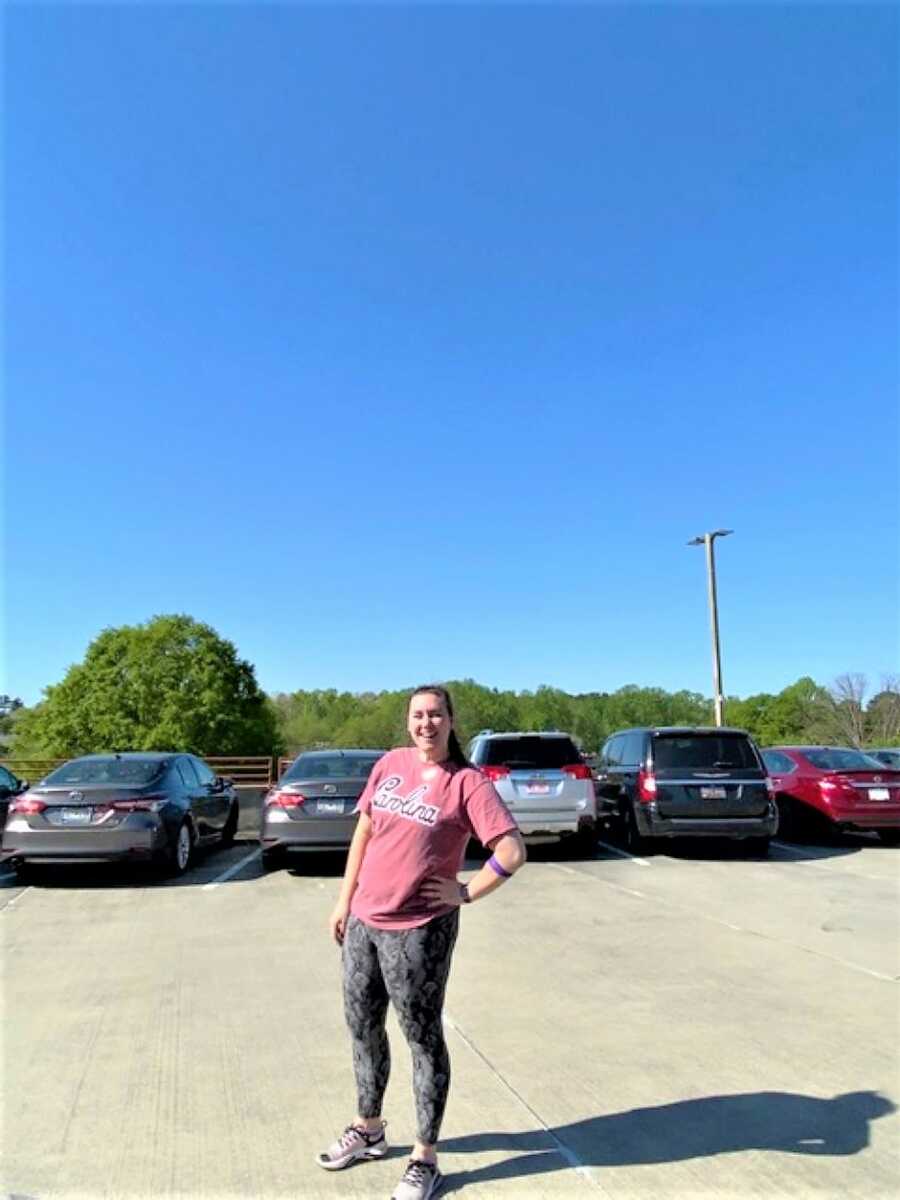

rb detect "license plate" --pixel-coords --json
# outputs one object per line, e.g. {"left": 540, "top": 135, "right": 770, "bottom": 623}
{"left": 700, "top": 787, "right": 727, "bottom": 800}
{"left": 868, "top": 788, "right": 890, "bottom": 801}
{"left": 55, "top": 807, "right": 92, "bottom": 825}
{"left": 316, "top": 800, "right": 344, "bottom": 815}
{"left": 526, "top": 783, "right": 550, "bottom": 794}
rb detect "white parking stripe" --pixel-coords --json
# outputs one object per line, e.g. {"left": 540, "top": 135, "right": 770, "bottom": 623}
{"left": 596, "top": 838, "right": 650, "bottom": 866}
{"left": 571, "top": 862, "right": 897, "bottom": 982}
{"left": 201, "top": 847, "right": 261, "bottom": 891}
{"left": 444, "top": 1010, "right": 610, "bottom": 1193}
{"left": 0, "top": 886, "right": 31, "bottom": 912}
{"left": 772, "top": 840, "right": 831, "bottom": 858}
{"left": 600, "top": 880, "right": 647, "bottom": 900}
{"left": 771, "top": 841, "right": 894, "bottom": 884}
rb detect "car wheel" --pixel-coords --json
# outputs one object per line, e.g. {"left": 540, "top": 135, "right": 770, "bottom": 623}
{"left": 624, "top": 806, "right": 653, "bottom": 855}
{"left": 775, "top": 795, "right": 804, "bottom": 841}
{"left": 744, "top": 836, "right": 771, "bottom": 858}
{"left": 12, "top": 859, "right": 33, "bottom": 882}
{"left": 877, "top": 829, "right": 900, "bottom": 846}
{"left": 777, "top": 796, "right": 831, "bottom": 843}
{"left": 164, "top": 820, "right": 194, "bottom": 877}
{"left": 261, "top": 847, "right": 285, "bottom": 871}
{"left": 221, "top": 800, "right": 239, "bottom": 847}
{"left": 567, "top": 824, "right": 598, "bottom": 858}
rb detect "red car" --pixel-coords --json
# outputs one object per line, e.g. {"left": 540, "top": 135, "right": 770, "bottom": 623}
{"left": 761, "top": 746, "right": 900, "bottom": 845}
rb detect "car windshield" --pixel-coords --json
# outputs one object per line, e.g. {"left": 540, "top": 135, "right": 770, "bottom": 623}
{"left": 652, "top": 734, "right": 758, "bottom": 770}
{"left": 482, "top": 736, "right": 580, "bottom": 769}
{"left": 804, "top": 749, "right": 887, "bottom": 772}
{"left": 43, "top": 759, "right": 165, "bottom": 786}
{"left": 282, "top": 754, "right": 382, "bottom": 782}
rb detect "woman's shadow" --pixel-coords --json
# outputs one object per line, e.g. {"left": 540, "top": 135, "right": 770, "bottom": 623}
{"left": 439, "top": 1090, "right": 895, "bottom": 1191}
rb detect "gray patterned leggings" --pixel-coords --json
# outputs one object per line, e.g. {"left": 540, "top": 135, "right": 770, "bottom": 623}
{"left": 342, "top": 909, "right": 460, "bottom": 1144}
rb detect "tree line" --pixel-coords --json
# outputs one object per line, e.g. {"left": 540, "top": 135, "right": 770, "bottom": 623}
{"left": 5, "top": 616, "right": 899, "bottom": 761}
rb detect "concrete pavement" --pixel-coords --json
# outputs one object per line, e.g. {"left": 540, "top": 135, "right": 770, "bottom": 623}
{"left": 2, "top": 833, "right": 899, "bottom": 1199}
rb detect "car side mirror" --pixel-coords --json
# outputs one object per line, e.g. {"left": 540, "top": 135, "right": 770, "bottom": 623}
{"left": 211, "top": 777, "right": 225, "bottom": 793}
{"left": 18, "top": 779, "right": 29, "bottom": 792}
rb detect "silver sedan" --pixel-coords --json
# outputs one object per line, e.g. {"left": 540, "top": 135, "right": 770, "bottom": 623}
{"left": 260, "top": 749, "right": 384, "bottom": 867}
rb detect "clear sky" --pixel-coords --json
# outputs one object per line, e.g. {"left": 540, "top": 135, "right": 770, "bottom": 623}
{"left": 6, "top": 2, "right": 898, "bottom": 708}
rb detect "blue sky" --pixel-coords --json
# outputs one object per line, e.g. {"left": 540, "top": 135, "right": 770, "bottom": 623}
{"left": 5, "top": 2, "right": 898, "bottom": 708}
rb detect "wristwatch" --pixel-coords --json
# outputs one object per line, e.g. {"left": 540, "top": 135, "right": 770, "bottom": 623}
{"left": 458, "top": 882, "right": 471, "bottom": 905}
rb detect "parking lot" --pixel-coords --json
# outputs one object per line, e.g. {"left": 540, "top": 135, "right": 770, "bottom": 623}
{"left": 3, "top": 818, "right": 899, "bottom": 1200}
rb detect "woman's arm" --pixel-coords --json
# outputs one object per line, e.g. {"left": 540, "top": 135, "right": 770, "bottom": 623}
{"left": 329, "top": 812, "right": 373, "bottom": 945}
{"left": 420, "top": 829, "right": 526, "bottom": 909}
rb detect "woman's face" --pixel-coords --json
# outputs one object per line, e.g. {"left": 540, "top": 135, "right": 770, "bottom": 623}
{"left": 407, "top": 691, "right": 452, "bottom": 762}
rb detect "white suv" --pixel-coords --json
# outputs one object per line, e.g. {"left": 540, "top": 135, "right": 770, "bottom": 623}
{"left": 467, "top": 731, "right": 597, "bottom": 851}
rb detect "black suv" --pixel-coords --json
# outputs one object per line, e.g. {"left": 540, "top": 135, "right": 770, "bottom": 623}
{"left": 595, "top": 727, "right": 777, "bottom": 855}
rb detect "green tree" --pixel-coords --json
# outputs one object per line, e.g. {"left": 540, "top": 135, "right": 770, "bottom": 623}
{"left": 12, "top": 615, "right": 281, "bottom": 757}
{"left": 866, "top": 679, "right": 900, "bottom": 747}
{"left": 727, "top": 677, "right": 826, "bottom": 745}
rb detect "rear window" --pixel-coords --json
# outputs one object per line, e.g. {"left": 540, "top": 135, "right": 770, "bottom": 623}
{"left": 652, "top": 734, "right": 759, "bottom": 771}
{"left": 804, "top": 749, "right": 886, "bottom": 772}
{"left": 282, "top": 753, "right": 382, "bottom": 782}
{"left": 482, "top": 736, "right": 581, "bottom": 770}
{"left": 43, "top": 758, "right": 165, "bottom": 786}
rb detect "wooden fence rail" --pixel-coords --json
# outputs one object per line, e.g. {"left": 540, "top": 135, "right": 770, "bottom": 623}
{"left": 0, "top": 756, "right": 275, "bottom": 789}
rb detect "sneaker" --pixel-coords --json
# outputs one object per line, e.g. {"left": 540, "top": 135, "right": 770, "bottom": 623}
{"left": 391, "top": 1158, "right": 442, "bottom": 1200}
{"left": 316, "top": 1122, "right": 388, "bottom": 1170}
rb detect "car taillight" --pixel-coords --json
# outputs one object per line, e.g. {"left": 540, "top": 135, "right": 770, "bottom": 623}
{"left": 265, "top": 790, "right": 306, "bottom": 808}
{"left": 482, "top": 766, "right": 510, "bottom": 782}
{"left": 111, "top": 793, "right": 168, "bottom": 813}
{"left": 562, "top": 764, "right": 592, "bottom": 780}
{"left": 10, "top": 794, "right": 46, "bottom": 815}
{"left": 637, "top": 770, "right": 657, "bottom": 803}
{"left": 819, "top": 777, "right": 854, "bottom": 796}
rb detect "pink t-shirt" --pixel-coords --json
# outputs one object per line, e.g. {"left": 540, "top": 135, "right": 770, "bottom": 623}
{"left": 351, "top": 748, "right": 518, "bottom": 930}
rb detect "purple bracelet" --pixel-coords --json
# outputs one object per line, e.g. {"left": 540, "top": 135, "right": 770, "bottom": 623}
{"left": 487, "top": 855, "right": 512, "bottom": 879}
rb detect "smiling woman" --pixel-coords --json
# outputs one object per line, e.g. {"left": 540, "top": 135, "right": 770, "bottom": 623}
{"left": 317, "top": 683, "right": 526, "bottom": 1200}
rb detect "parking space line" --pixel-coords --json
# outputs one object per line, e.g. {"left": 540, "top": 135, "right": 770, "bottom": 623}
{"left": 0, "top": 886, "right": 31, "bottom": 912}
{"left": 772, "top": 840, "right": 833, "bottom": 858}
{"left": 596, "top": 839, "right": 650, "bottom": 866}
{"left": 566, "top": 863, "right": 898, "bottom": 983}
{"left": 444, "top": 1010, "right": 610, "bottom": 1194}
{"left": 599, "top": 880, "right": 647, "bottom": 900}
{"left": 201, "top": 847, "right": 261, "bottom": 890}
{"left": 771, "top": 841, "right": 896, "bottom": 884}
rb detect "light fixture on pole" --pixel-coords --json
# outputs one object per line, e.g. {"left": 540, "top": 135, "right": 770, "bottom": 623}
{"left": 687, "top": 529, "right": 733, "bottom": 727}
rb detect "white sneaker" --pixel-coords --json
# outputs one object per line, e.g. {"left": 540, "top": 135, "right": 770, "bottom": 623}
{"left": 391, "top": 1158, "right": 442, "bottom": 1200}
{"left": 316, "top": 1122, "right": 388, "bottom": 1170}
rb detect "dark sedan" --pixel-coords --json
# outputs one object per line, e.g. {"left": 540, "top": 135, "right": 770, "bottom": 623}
{"left": 867, "top": 749, "right": 900, "bottom": 770}
{"left": 260, "top": 749, "right": 384, "bottom": 867}
{"left": 0, "top": 764, "right": 28, "bottom": 830}
{"left": 2, "top": 752, "right": 239, "bottom": 878}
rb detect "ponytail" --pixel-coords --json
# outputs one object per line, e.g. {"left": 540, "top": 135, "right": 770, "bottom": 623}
{"left": 446, "top": 728, "right": 469, "bottom": 768}
{"left": 409, "top": 683, "right": 470, "bottom": 767}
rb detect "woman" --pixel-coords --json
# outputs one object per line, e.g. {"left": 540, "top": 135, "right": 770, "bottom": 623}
{"left": 318, "top": 684, "right": 526, "bottom": 1200}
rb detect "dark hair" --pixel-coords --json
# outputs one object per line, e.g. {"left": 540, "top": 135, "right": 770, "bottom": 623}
{"left": 408, "top": 683, "right": 469, "bottom": 767}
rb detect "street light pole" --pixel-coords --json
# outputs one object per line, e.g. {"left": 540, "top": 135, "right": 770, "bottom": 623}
{"left": 688, "top": 529, "right": 733, "bottom": 727}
